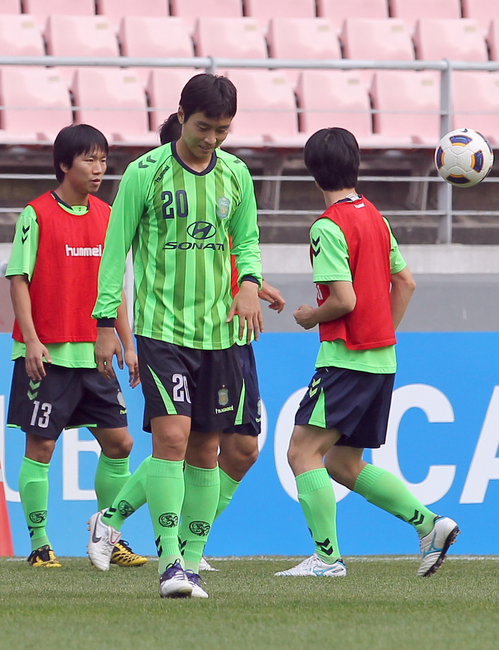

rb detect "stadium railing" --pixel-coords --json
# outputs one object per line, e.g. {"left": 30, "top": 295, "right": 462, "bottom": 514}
{"left": 0, "top": 54, "right": 498, "bottom": 244}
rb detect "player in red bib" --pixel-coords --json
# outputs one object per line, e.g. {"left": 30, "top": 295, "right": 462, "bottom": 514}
{"left": 6, "top": 124, "right": 145, "bottom": 568}
{"left": 276, "top": 127, "right": 459, "bottom": 579}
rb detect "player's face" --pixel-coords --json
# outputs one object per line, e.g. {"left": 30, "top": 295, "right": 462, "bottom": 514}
{"left": 178, "top": 109, "right": 232, "bottom": 162}
{"left": 61, "top": 148, "right": 107, "bottom": 196}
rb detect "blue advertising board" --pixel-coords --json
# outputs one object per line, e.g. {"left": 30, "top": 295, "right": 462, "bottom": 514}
{"left": 1, "top": 330, "right": 499, "bottom": 558}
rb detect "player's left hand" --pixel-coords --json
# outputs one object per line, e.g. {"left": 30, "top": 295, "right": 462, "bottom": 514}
{"left": 293, "top": 304, "right": 318, "bottom": 330}
{"left": 124, "top": 348, "right": 140, "bottom": 388}
{"left": 258, "top": 281, "right": 285, "bottom": 313}
{"left": 95, "top": 327, "right": 123, "bottom": 381}
{"left": 227, "top": 280, "right": 264, "bottom": 343}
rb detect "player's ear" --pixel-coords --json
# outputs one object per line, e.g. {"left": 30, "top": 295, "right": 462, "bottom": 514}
{"left": 178, "top": 107, "right": 185, "bottom": 125}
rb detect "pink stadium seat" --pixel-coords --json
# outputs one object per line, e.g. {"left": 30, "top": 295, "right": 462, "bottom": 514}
{"left": 487, "top": 20, "right": 499, "bottom": 61}
{"left": 244, "top": 0, "right": 316, "bottom": 33}
{"left": 225, "top": 69, "right": 306, "bottom": 147}
{"left": 71, "top": 68, "right": 157, "bottom": 145}
{"left": 170, "top": 0, "right": 241, "bottom": 34}
{"left": 118, "top": 16, "right": 194, "bottom": 85}
{"left": 462, "top": 0, "right": 499, "bottom": 35}
{"left": 193, "top": 17, "right": 267, "bottom": 60}
{"left": 146, "top": 68, "right": 198, "bottom": 133}
{"left": 0, "top": 0, "right": 20, "bottom": 13}
{"left": 267, "top": 18, "right": 341, "bottom": 87}
{"left": 96, "top": 0, "right": 169, "bottom": 32}
{"left": 414, "top": 18, "right": 488, "bottom": 61}
{"left": 295, "top": 70, "right": 373, "bottom": 142}
{"left": 0, "top": 14, "right": 44, "bottom": 56}
{"left": 390, "top": 0, "right": 461, "bottom": 33}
{"left": 451, "top": 71, "right": 499, "bottom": 145}
{"left": 316, "top": 0, "right": 388, "bottom": 33}
{"left": 370, "top": 70, "right": 440, "bottom": 145}
{"left": 23, "top": 0, "right": 94, "bottom": 28}
{"left": 0, "top": 67, "right": 72, "bottom": 143}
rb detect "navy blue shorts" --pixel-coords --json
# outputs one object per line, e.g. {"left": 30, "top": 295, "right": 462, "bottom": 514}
{"left": 294, "top": 366, "right": 395, "bottom": 449}
{"left": 223, "top": 343, "right": 261, "bottom": 437}
{"left": 7, "top": 360, "right": 128, "bottom": 440}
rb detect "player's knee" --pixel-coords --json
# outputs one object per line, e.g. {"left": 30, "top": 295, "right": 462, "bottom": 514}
{"left": 25, "top": 434, "right": 56, "bottom": 464}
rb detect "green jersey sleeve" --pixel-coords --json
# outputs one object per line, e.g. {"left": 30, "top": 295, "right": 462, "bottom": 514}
{"left": 6, "top": 205, "right": 39, "bottom": 281}
{"left": 383, "top": 217, "right": 407, "bottom": 275}
{"left": 310, "top": 219, "right": 352, "bottom": 283}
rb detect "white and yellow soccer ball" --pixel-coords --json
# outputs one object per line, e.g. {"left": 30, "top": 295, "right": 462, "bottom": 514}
{"left": 435, "top": 127, "right": 494, "bottom": 188}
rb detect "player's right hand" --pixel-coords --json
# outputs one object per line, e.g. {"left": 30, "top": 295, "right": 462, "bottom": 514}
{"left": 24, "top": 339, "right": 52, "bottom": 381}
{"left": 95, "top": 327, "right": 123, "bottom": 381}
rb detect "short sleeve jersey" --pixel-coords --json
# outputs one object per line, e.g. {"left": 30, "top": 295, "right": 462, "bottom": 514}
{"left": 311, "top": 216, "right": 407, "bottom": 374}
{"left": 6, "top": 202, "right": 97, "bottom": 368}
{"left": 93, "top": 143, "right": 262, "bottom": 350}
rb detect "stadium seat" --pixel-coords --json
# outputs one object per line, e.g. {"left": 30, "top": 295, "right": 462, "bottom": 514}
{"left": 170, "top": 0, "right": 241, "bottom": 34}
{"left": 414, "top": 18, "right": 488, "bottom": 61}
{"left": 316, "top": 0, "right": 388, "bottom": 33}
{"left": 451, "top": 71, "right": 499, "bottom": 145}
{"left": 146, "top": 68, "right": 198, "bottom": 133}
{"left": 71, "top": 68, "right": 157, "bottom": 145}
{"left": 370, "top": 70, "right": 440, "bottom": 145}
{"left": 0, "top": 0, "right": 20, "bottom": 13}
{"left": 118, "top": 16, "right": 194, "bottom": 85}
{"left": 244, "top": 0, "right": 316, "bottom": 33}
{"left": 295, "top": 70, "right": 374, "bottom": 144}
{"left": 390, "top": 0, "right": 461, "bottom": 33}
{"left": 487, "top": 20, "right": 499, "bottom": 61}
{"left": 23, "top": 0, "right": 95, "bottom": 28}
{"left": 266, "top": 18, "right": 341, "bottom": 87}
{"left": 0, "top": 67, "right": 72, "bottom": 144}
{"left": 0, "top": 14, "right": 44, "bottom": 56}
{"left": 225, "top": 69, "right": 306, "bottom": 147}
{"left": 193, "top": 17, "right": 267, "bottom": 60}
{"left": 462, "top": 0, "right": 499, "bottom": 35}
{"left": 96, "top": 0, "right": 169, "bottom": 32}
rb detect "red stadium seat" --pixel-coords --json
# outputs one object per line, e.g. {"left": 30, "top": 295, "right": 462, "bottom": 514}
{"left": 316, "top": 0, "right": 388, "bottom": 33}
{"left": 118, "top": 16, "right": 194, "bottom": 85}
{"left": 244, "top": 0, "right": 316, "bottom": 33}
{"left": 462, "top": 0, "right": 499, "bottom": 35}
{"left": 390, "top": 0, "right": 461, "bottom": 33}
{"left": 414, "top": 18, "right": 488, "bottom": 61}
{"left": 451, "top": 71, "right": 499, "bottom": 145}
{"left": 0, "top": 0, "right": 20, "bottom": 13}
{"left": 225, "top": 69, "right": 306, "bottom": 147}
{"left": 146, "top": 68, "right": 198, "bottom": 133}
{"left": 487, "top": 20, "right": 499, "bottom": 61}
{"left": 71, "top": 68, "right": 157, "bottom": 145}
{"left": 370, "top": 70, "right": 440, "bottom": 145}
{"left": 0, "top": 67, "right": 72, "bottom": 144}
{"left": 193, "top": 17, "right": 267, "bottom": 60}
{"left": 267, "top": 18, "right": 341, "bottom": 87}
{"left": 170, "top": 0, "right": 241, "bottom": 34}
{"left": 23, "top": 0, "right": 95, "bottom": 27}
{"left": 96, "top": 0, "right": 169, "bottom": 32}
{"left": 0, "top": 14, "right": 44, "bottom": 56}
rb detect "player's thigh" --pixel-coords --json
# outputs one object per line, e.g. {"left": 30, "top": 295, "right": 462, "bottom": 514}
{"left": 185, "top": 429, "right": 221, "bottom": 469}
{"left": 150, "top": 414, "right": 192, "bottom": 461}
{"left": 73, "top": 370, "right": 128, "bottom": 431}
{"left": 92, "top": 426, "right": 133, "bottom": 459}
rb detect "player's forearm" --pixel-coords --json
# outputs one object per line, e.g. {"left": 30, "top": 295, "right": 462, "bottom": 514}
{"left": 115, "top": 292, "right": 135, "bottom": 351}
{"left": 390, "top": 267, "right": 416, "bottom": 330}
{"left": 9, "top": 275, "right": 40, "bottom": 343}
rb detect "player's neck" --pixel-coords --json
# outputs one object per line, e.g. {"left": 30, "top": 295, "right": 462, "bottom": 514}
{"left": 175, "top": 138, "right": 213, "bottom": 173}
{"left": 54, "top": 183, "right": 90, "bottom": 208}
{"left": 323, "top": 188, "right": 358, "bottom": 208}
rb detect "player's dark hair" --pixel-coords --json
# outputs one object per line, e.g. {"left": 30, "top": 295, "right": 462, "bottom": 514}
{"left": 53, "top": 124, "right": 109, "bottom": 182}
{"left": 179, "top": 73, "right": 237, "bottom": 121}
{"left": 159, "top": 113, "right": 182, "bottom": 145}
{"left": 304, "top": 127, "right": 360, "bottom": 192}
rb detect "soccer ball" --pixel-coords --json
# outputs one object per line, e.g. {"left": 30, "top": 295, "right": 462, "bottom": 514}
{"left": 435, "top": 128, "right": 494, "bottom": 188}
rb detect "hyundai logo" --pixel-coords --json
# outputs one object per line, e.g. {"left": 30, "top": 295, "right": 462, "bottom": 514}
{"left": 187, "top": 221, "right": 216, "bottom": 240}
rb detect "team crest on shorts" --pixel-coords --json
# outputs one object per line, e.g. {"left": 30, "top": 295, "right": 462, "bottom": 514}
{"left": 216, "top": 196, "right": 230, "bottom": 219}
{"left": 218, "top": 387, "right": 229, "bottom": 406}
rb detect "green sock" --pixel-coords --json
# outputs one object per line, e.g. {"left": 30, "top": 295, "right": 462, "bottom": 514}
{"left": 19, "top": 457, "right": 51, "bottom": 551}
{"left": 354, "top": 464, "right": 436, "bottom": 536}
{"left": 102, "top": 456, "right": 150, "bottom": 531}
{"left": 146, "top": 457, "right": 185, "bottom": 574}
{"left": 94, "top": 453, "right": 131, "bottom": 512}
{"left": 179, "top": 464, "right": 220, "bottom": 572}
{"left": 296, "top": 468, "right": 341, "bottom": 563}
{"left": 215, "top": 468, "right": 240, "bottom": 520}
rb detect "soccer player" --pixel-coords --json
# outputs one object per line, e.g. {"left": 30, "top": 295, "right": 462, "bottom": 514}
{"left": 87, "top": 74, "right": 263, "bottom": 599}
{"left": 275, "top": 127, "right": 459, "bottom": 578}
{"left": 6, "top": 124, "right": 145, "bottom": 568}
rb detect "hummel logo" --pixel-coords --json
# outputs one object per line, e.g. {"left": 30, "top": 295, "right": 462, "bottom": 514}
{"left": 312, "top": 236, "right": 321, "bottom": 257}
{"left": 316, "top": 537, "right": 334, "bottom": 556}
{"left": 309, "top": 377, "right": 321, "bottom": 398}
{"left": 22, "top": 225, "right": 30, "bottom": 244}
{"left": 408, "top": 510, "right": 425, "bottom": 526}
{"left": 138, "top": 155, "right": 157, "bottom": 169}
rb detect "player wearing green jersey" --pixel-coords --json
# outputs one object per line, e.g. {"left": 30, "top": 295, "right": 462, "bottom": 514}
{"left": 6, "top": 124, "right": 145, "bottom": 568}
{"left": 275, "top": 128, "right": 459, "bottom": 579}
{"left": 87, "top": 74, "right": 263, "bottom": 598}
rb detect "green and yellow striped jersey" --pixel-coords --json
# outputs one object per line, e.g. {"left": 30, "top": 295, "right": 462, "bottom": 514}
{"left": 93, "top": 143, "right": 262, "bottom": 350}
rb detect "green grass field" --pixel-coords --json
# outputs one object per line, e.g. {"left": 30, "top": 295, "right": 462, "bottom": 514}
{"left": 1, "top": 556, "right": 498, "bottom": 650}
